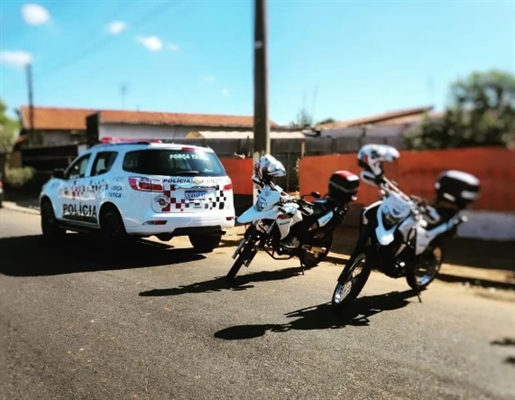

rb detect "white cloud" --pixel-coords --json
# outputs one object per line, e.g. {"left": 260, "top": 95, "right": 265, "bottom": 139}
{"left": 107, "top": 21, "right": 126, "bottom": 35}
{"left": 0, "top": 50, "right": 32, "bottom": 67}
{"left": 221, "top": 88, "right": 229, "bottom": 95}
{"left": 136, "top": 35, "right": 163, "bottom": 52}
{"left": 21, "top": 3, "right": 51, "bottom": 26}
{"left": 203, "top": 76, "right": 216, "bottom": 82}
{"left": 166, "top": 43, "right": 180, "bottom": 51}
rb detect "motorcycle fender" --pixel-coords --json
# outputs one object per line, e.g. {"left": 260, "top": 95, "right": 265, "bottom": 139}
{"left": 237, "top": 206, "right": 279, "bottom": 224}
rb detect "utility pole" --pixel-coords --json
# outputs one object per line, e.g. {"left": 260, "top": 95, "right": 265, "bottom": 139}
{"left": 26, "top": 63, "right": 34, "bottom": 139}
{"left": 253, "top": 0, "right": 270, "bottom": 201}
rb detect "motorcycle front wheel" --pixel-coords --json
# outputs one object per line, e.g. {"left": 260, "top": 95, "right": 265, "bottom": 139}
{"left": 331, "top": 253, "right": 371, "bottom": 313}
{"left": 226, "top": 235, "right": 259, "bottom": 282}
{"left": 406, "top": 245, "right": 443, "bottom": 291}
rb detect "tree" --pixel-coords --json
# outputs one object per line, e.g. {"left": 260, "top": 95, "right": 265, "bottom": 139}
{"left": 407, "top": 70, "right": 515, "bottom": 150}
{"left": 317, "top": 117, "right": 336, "bottom": 125}
{"left": 0, "top": 99, "right": 20, "bottom": 180}
{"left": 290, "top": 108, "right": 337, "bottom": 129}
{"left": 0, "top": 99, "right": 19, "bottom": 154}
{"left": 290, "top": 107, "right": 314, "bottom": 128}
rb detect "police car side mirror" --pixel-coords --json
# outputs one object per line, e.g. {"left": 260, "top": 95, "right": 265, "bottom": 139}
{"left": 53, "top": 168, "right": 65, "bottom": 179}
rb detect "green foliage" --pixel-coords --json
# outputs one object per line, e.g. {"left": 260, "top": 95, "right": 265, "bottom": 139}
{"left": 407, "top": 70, "right": 515, "bottom": 150}
{"left": 0, "top": 98, "right": 20, "bottom": 154}
{"left": 5, "top": 167, "right": 36, "bottom": 188}
{"left": 317, "top": 117, "right": 336, "bottom": 125}
{"left": 290, "top": 107, "right": 314, "bottom": 128}
{"left": 291, "top": 108, "right": 336, "bottom": 129}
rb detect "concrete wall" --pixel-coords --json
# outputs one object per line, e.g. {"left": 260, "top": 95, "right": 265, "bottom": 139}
{"left": 299, "top": 147, "right": 515, "bottom": 241}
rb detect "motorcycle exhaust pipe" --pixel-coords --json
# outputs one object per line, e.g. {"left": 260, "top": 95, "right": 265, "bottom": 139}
{"left": 301, "top": 244, "right": 327, "bottom": 257}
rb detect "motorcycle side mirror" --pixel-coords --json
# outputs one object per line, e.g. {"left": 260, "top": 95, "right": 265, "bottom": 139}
{"left": 310, "top": 191, "right": 321, "bottom": 199}
{"left": 360, "top": 171, "right": 378, "bottom": 187}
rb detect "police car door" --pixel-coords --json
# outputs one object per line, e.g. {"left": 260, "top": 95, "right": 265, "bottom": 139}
{"left": 89, "top": 150, "right": 118, "bottom": 225}
{"left": 60, "top": 152, "right": 95, "bottom": 225}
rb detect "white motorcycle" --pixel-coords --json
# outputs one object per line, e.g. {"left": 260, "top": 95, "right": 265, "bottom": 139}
{"left": 331, "top": 144, "right": 481, "bottom": 312}
{"left": 227, "top": 171, "right": 360, "bottom": 282}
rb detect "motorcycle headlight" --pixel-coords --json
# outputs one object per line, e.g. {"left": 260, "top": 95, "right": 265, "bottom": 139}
{"left": 255, "top": 198, "right": 267, "bottom": 211}
{"left": 382, "top": 205, "right": 402, "bottom": 227}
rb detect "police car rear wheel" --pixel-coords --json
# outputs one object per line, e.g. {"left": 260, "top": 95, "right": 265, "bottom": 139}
{"left": 101, "top": 210, "right": 129, "bottom": 244}
{"left": 41, "top": 201, "right": 66, "bottom": 242}
{"left": 189, "top": 234, "right": 222, "bottom": 252}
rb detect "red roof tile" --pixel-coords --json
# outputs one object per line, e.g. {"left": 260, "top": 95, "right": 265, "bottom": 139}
{"left": 316, "top": 106, "right": 434, "bottom": 130}
{"left": 19, "top": 106, "right": 278, "bottom": 131}
{"left": 98, "top": 110, "right": 279, "bottom": 128}
{"left": 19, "top": 106, "right": 98, "bottom": 131}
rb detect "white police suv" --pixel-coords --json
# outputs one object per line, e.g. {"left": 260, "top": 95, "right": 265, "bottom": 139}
{"left": 39, "top": 138, "right": 235, "bottom": 252}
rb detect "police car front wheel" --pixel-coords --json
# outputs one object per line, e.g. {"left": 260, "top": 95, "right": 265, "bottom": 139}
{"left": 41, "top": 201, "right": 66, "bottom": 242}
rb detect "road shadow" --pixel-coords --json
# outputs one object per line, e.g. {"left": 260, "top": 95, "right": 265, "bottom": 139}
{"left": 139, "top": 265, "right": 317, "bottom": 297}
{"left": 491, "top": 338, "right": 515, "bottom": 366}
{"left": 220, "top": 225, "right": 515, "bottom": 277}
{"left": 214, "top": 289, "right": 417, "bottom": 340}
{"left": 0, "top": 234, "right": 206, "bottom": 277}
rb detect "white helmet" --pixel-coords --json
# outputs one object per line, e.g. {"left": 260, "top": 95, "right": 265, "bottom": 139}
{"left": 357, "top": 144, "right": 400, "bottom": 176}
{"left": 253, "top": 154, "right": 286, "bottom": 183}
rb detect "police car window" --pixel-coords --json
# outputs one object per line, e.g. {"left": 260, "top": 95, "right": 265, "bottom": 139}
{"left": 91, "top": 151, "right": 118, "bottom": 176}
{"left": 122, "top": 149, "right": 226, "bottom": 177}
{"left": 64, "top": 154, "right": 91, "bottom": 180}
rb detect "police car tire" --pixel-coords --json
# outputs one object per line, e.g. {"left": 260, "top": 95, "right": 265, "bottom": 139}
{"left": 41, "top": 201, "right": 66, "bottom": 242}
{"left": 101, "top": 210, "right": 129, "bottom": 244}
{"left": 189, "top": 234, "right": 222, "bottom": 252}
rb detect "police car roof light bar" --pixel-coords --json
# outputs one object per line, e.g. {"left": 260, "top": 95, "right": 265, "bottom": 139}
{"left": 100, "top": 137, "right": 162, "bottom": 144}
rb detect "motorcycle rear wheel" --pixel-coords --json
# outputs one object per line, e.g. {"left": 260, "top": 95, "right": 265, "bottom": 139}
{"left": 226, "top": 236, "right": 258, "bottom": 282}
{"left": 331, "top": 253, "right": 371, "bottom": 313}
{"left": 406, "top": 246, "right": 443, "bottom": 291}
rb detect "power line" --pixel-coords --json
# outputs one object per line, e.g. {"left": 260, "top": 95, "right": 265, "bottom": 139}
{"left": 41, "top": 0, "right": 190, "bottom": 97}
{"left": 35, "top": 1, "right": 132, "bottom": 77}
{"left": 37, "top": 1, "right": 181, "bottom": 80}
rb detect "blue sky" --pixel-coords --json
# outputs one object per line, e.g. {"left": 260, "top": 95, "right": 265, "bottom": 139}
{"left": 1, "top": 0, "right": 513, "bottom": 125}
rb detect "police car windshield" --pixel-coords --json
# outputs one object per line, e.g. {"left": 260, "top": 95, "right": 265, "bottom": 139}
{"left": 122, "top": 149, "right": 227, "bottom": 177}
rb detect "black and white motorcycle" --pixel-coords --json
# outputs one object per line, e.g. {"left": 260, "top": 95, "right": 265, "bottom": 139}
{"left": 227, "top": 154, "right": 360, "bottom": 282}
{"left": 331, "top": 144, "right": 481, "bottom": 312}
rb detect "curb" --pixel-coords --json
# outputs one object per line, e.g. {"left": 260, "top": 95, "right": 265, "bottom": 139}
{"left": 1, "top": 201, "right": 40, "bottom": 216}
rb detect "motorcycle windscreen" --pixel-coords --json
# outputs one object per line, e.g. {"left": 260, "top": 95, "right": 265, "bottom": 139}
{"left": 237, "top": 188, "right": 281, "bottom": 224}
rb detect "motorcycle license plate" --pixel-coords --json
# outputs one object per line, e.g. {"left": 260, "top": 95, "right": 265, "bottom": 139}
{"left": 185, "top": 190, "right": 207, "bottom": 200}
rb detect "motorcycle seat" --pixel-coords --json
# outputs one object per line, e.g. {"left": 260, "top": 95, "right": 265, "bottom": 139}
{"left": 303, "top": 198, "right": 338, "bottom": 220}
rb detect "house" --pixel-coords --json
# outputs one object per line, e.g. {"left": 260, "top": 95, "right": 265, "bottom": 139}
{"left": 85, "top": 110, "right": 280, "bottom": 146}
{"left": 18, "top": 106, "right": 96, "bottom": 147}
{"left": 315, "top": 106, "right": 439, "bottom": 132}
{"left": 18, "top": 106, "right": 280, "bottom": 148}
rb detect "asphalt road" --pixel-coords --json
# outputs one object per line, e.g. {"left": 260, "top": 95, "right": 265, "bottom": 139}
{"left": 1, "top": 208, "right": 514, "bottom": 400}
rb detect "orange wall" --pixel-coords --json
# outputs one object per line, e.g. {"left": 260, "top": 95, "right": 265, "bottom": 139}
{"left": 220, "top": 158, "right": 254, "bottom": 195}
{"left": 299, "top": 147, "right": 515, "bottom": 212}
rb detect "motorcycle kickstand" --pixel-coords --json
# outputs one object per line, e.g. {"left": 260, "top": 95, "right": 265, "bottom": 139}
{"left": 299, "top": 262, "right": 306, "bottom": 275}
{"left": 415, "top": 288, "right": 422, "bottom": 303}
